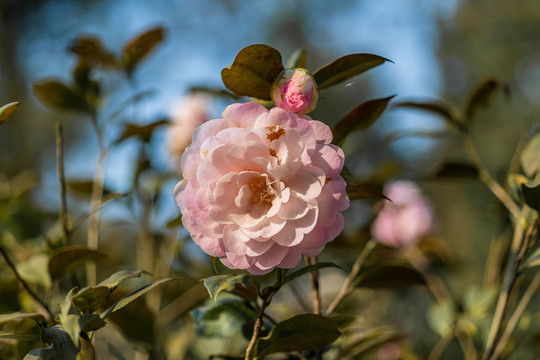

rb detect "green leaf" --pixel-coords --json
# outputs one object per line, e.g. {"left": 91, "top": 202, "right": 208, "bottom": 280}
{"left": 0, "top": 102, "right": 20, "bottom": 126}
{"left": 330, "top": 314, "right": 357, "bottom": 331}
{"left": 465, "top": 78, "right": 508, "bottom": 121}
{"left": 393, "top": 100, "right": 460, "bottom": 125}
{"left": 114, "top": 119, "right": 169, "bottom": 144}
{"left": 354, "top": 264, "right": 425, "bottom": 288}
{"left": 98, "top": 269, "right": 146, "bottom": 291}
{"left": 520, "top": 133, "right": 540, "bottom": 177}
{"left": 192, "top": 299, "right": 258, "bottom": 338}
{"left": 189, "top": 86, "right": 242, "bottom": 101}
{"left": 203, "top": 274, "right": 260, "bottom": 302}
{"left": 71, "top": 286, "right": 110, "bottom": 314}
{"left": 221, "top": 44, "right": 284, "bottom": 100}
{"left": 313, "top": 53, "right": 391, "bottom": 90}
{"left": 122, "top": 26, "right": 165, "bottom": 74}
{"left": 59, "top": 314, "right": 82, "bottom": 347}
{"left": 16, "top": 253, "right": 51, "bottom": 288}
{"left": 33, "top": 80, "right": 91, "bottom": 113}
{"left": 281, "top": 262, "right": 342, "bottom": 286}
{"left": 285, "top": 49, "right": 307, "bottom": 69}
{"left": 0, "top": 312, "right": 46, "bottom": 325}
{"left": 67, "top": 180, "right": 114, "bottom": 198}
{"left": 253, "top": 314, "right": 341, "bottom": 359}
{"left": 69, "top": 35, "right": 118, "bottom": 68}
{"left": 346, "top": 184, "right": 390, "bottom": 201}
{"left": 339, "top": 326, "right": 406, "bottom": 358}
{"left": 48, "top": 245, "right": 108, "bottom": 280}
{"left": 427, "top": 299, "right": 456, "bottom": 336}
{"left": 166, "top": 214, "right": 183, "bottom": 229}
{"left": 27, "top": 326, "right": 80, "bottom": 359}
{"left": 332, "top": 95, "right": 395, "bottom": 146}
{"left": 433, "top": 162, "right": 478, "bottom": 179}
{"left": 463, "top": 286, "right": 496, "bottom": 317}
{"left": 522, "top": 182, "right": 540, "bottom": 211}
{"left": 101, "top": 277, "right": 177, "bottom": 319}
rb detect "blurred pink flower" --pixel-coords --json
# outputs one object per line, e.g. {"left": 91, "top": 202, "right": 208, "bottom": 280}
{"left": 371, "top": 180, "right": 434, "bottom": 248}
{"left": 173, "top": 102, "right": 348, "bottom": 274}
{"left": 167, "top": 94, "right": 210, "bottom": 162}
{"left": 271, "top": 69, "right": 319, "bottom": 114}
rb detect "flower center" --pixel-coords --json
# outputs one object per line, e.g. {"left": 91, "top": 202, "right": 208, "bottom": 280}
{"left": 249, "top": 176, "right": 275, "bottom": 206}
{"left": 266, "top": 125, "right": 286, "bottom": 141}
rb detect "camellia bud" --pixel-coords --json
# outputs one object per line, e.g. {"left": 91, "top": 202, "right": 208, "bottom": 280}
{"left": 271, "top": 68, "right": 319, "bottom": 114}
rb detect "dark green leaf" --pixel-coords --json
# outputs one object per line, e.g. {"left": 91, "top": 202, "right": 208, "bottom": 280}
{"left": 203, "top": 274, "right": 260, "bottom": 302}
{"left": 28, "top": 326, "right": 80, "bottom": 359}
{"left": 522, "top": 182, "right": 540, "bottom": 211}
{"left": 71, "top": 286, "right": 109, "bottom": 314}
{"left": 332, "top": 95, "right": 395, "bottom": 146}
{"left": 33, "top": 80, "right": 91, "bottom": 113}
{"left": 433, "top": 162, "right": 478, "bottom": 179}
{"left": 254, "top": 314, "right": 341, "bottom": 359}
{"left": 78, "top": 314, "right": 106, "bottom": 333}
{"left": 281, "top": 262, "right": 342, "bottom": 286}
{"left": 313, "top": 53, "right": 392, "bottom": 90}
{"left": 285, "top": 49, "right": 307, "bottom": 69}
{"left": 346, "top": 184, "right": 390, "bottom": 201}
{"left": 189, "top": 86, "right": 241, "bottom": 101}
{"left": 520, "top": 133, "right": 540, "bottom": 177}
{"left": 221, "top": 44, "right": 284, "bottom": 100}
{"left": 114, "top": 119, "right": 169, "bottom": 144}
{"left": 393, "top": 100, "right": 460, "bottom": 125}
{"left": 355, "top": 264, "right": 425, "bottom": 288}
{"left": 101, "top": 278, "right": 177, "bottom": 318}
{"left": 0, "top": 102, "right": 20, "bottom": 126}
{"left": 122, "top": 26, "right": 165, "bottom": 74}
{"left": 48, "top": 246, "right": 108, "bottom": 280}
{"left": 465, "top": 78, "right": 509, "bottom": 121}
{"left": 166, "top": 214, "right": 183, "bottom": 229}
{"left": 330, "top": 314, "right": 357, "bottom": 331}
{"left": 98, "top": 269, "right": 146, "bottom": 291}
{"left": 69, "top": 35, "right": 118, "bottom": 68}
{"left": 67, "top": 180, "right": 113, "bottom": 198}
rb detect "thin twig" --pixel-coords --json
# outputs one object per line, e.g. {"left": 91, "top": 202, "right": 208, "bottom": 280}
{"left": 491, "top": 271, "right": 540, "bottom": 359}
{"left": 245, "top": 288, "right": 275, "bottom": 360}
{"left": 407, "top": 248, "right": 451, "bottom": 304}
{"left": 306, "top": 256, "right": 321, "bottom": 315}
{"left": 55, "top": 122, "right": 70, "bottom": 245}
{"left": 427, "top": 330, "right": 453, "bottom": 360}
{"left": 0, "top": 244, "right": 54, "bottom": 320}
{"left": 325, "top": 240, "right": 376, "bottom": 316}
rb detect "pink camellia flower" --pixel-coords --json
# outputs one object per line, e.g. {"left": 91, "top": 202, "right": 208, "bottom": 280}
{"left": 173, "top": 102, "right": 348, "bottom": 274}
{"left": 271, "top": 68, "right": 319, "bottom": 115}
{"left": 371, "top": 180, "right": 434, "bottom": 248}
{"left": 167, "top": 94, "right": 210, "bottom": 162}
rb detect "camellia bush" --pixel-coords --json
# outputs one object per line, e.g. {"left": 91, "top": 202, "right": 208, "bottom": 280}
{"left": 1, "top": 26, "right": 540, "bottom": 360}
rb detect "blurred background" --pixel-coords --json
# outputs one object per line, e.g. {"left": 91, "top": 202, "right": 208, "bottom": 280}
{"left": 1, "top": 0, "right": 540, "bottom": 359}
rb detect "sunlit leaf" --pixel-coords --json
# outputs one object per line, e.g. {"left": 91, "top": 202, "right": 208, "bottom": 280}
{"left": 101, "top": 278, "right": 177, "bottom": 318}
{"left": 16, "top": 254, "right": 51, "bottom": 288}
{"left": 354, "top": 264, "right": 425, "bottom": 288}
{"left": 285, "top": 49, "right": 307, "bottom": 69}
{"left": 33, "top": 80, "right": 91, "bottom": 113}
{"left": 221, "top": 44, "right": 284, "bottom": 100}
{"left": 71, "top": 286, "right": 109, "bottom": 314}
{"left": 69, "top": 35, "right": 118, "bottom": 68}
{"left": 203, "top": 274, "right": 260, "bottom": 302}
{"left": 465, "top": 78, "right": 509, "bottom": 121}
{"left": 332, "top": 95, "right": 395, "bottom": 146}
{"left": 433, "top": 162, "right": 478, "bottom": 179}
{"left": 0, "top": 102, "right": 20, "bottom": 126}
{"left": 254, "top": 314, "right": 341, "bottom": 359}
{"left": 122, "top": 26, "right": 165, "bottom": 75}
{"left": 313, "top": 53, "right": 391, "bottom": 90}
{"left": 281, "top": 262, "right": 342, "bottom": 286}
{"left": 98, "top": 269, "right": 146, "bottom": 292}
{"left": 393, "top": 99, "right": 461, "bottom": 125}
{"left": 346, "top": 184, "right": 390, "bottom": 201}
{"left": 114, "top": 119, "right": 169, "bottom": 144}
{"left": 427, "top": 299, "right": 455, "bottom": 336}
{"left": 192, "top": 299, "right": 258, "bottom": 338}
{"left": 520, "top": 133, "right": 540, "bottom": 178}
{"left": 0, "top": 312, "right": 46, "bottom": 325}
{"left": 48, "top": 246, "right": 108, "bottom": 280}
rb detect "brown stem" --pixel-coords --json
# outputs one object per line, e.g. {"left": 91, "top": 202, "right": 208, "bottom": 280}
{"left": 245, "top": 289, "right": 274, "bottom": 360}
{"left": 407, "top": 248, "right": 451, "bottom": 304}
{"left": 55, "top": 123, "right": 70, "bottom": 245}
{"left": 306, "top": 256, "right": 321, "bottom": 314}
{"left": 0, "top": 244, "right": 54, "bottom": 320}
{"left": 325, "top": 240, "right": 376, "bottom": 316}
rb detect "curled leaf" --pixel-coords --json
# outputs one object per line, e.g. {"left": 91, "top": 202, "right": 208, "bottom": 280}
{"left": 465, "top": 78, "right": 509, "bottom": 121}
{"left": 0, "top": 102, "right": 20, "bottom": 126}
{"left": 393, "top": 100, "right": 461, "bottom": 126}
{"left": 122, "top": 26, "right": 166, "bottom": 75}
{"left": 69, "top": 35, "right": 118, "bottom": 68}
{"left": 33, "top": 80, "right": 91, "bottom": 113}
